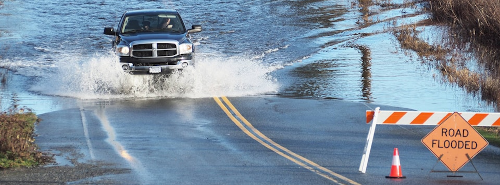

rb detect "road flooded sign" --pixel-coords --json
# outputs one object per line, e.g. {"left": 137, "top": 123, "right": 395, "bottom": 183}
{"left": 421, "top": 112, "right": 489, "bottom": 172}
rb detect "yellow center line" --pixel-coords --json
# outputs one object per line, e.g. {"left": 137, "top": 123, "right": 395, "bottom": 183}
{"left": 213, "top": 96, "right": 360, "bottom": 185}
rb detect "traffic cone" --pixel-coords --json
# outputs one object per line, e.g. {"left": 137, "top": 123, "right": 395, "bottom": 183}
{"left": 386, "top": 148, "right": 406, "bottom": 178}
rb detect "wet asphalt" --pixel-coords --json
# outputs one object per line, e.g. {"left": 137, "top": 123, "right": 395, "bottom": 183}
{"left": 1, "top": 97, "right": 498, "bottom": 184}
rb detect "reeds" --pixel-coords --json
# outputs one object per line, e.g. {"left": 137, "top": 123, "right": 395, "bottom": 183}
{"left": 391, "top": 0, "right": 500, "bottom": 107}
{"left": 428, "top": 0, "right": 500, "bottom": 71}
{"left": 428, "top": 0, "right": 500, "bottom": 46}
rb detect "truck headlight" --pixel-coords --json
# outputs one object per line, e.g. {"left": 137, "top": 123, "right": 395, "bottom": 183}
{"left": 179, "top": 43, "right": 193, "bottom": 55}
{"left": 116, "top": 45, "right": 130, "bottom": 56}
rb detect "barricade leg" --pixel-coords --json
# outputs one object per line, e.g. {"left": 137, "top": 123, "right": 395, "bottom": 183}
{"left": 359, "top": 107, "right": 380, "bottom": 173}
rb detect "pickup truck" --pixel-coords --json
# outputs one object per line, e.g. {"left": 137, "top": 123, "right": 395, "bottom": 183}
{"left": 104, "top": 9, "right": 201, "bottom": 74}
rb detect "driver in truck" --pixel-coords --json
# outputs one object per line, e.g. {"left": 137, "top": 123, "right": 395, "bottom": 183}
{"left": 142, "top": 21, "right": 151, "bottom": 30}
{"left": 161, "top": 18, "right": 172, "bottom": 29}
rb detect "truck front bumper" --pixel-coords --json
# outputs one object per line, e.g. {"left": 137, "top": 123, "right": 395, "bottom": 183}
{"left": 119, "top": 55, "right": 193, "bottom": 74}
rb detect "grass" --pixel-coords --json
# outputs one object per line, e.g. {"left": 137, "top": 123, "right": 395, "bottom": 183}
{"left": 423, "top": 0, "right": 500, "bottom": 104}
{"left": 393, "top": 1, "right": 500, "bottom": 104}
{"left": 393, "top": 24, "right": 448, "bottom": 60}
{"left": 391, "top": 0, "right": 500, "bottom": 144}
{"left": 476, "top": 127, "right": 500, "bottom": 147}
{"left": 427, "top": 0, "right": 500, "bottom": 49}
{"left": 393, "top": 23, "right": 500, "bottom": 104}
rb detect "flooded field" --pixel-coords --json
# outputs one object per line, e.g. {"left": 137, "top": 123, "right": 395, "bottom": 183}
{"left": 0, "top": 0, "right": 496, "bottom": 113}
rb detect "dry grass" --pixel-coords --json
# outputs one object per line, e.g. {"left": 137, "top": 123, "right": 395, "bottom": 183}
{"left": 393, "top": 24, "right": 448, "bottom": 60}
{"left": 394, "top": 23, "right": 500, "bottom": 105}
{"left": 392, "top": 0, "right": 500, "bottom": 107}
{"left": 392, "top": 0, "right": 500, "bottom": 138}
{"left": 440, "top": 64, "right": 481, "bottom": 93}
{"left": 425, "top": 0, "right": 500, "bottom": 106}
{"left": 393, "top": 24, "right": 481, "bottom": 94}
{"left": 427, "top": 0, "right": 500, "bottom": 73}
{"left": 428, "top": 0, "right": 500, "bottom": 47}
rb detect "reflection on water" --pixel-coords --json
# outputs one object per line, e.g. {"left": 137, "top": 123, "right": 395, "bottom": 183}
{"left": 281, "top": 0, "right": 495, "bottom": 112}
{"left": 358, "top": 45, "right": 372, "bottom": 102}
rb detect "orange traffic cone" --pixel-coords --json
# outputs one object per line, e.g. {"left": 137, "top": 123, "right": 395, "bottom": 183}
{"left": 386, "top": 148, "right": 406, "bottom": 178}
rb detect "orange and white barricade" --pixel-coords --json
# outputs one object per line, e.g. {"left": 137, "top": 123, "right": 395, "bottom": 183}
{"left": 359, "top": 107, "right": 500, "bottom": 173}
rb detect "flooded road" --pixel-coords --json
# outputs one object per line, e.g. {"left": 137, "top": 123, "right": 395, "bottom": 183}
{"left": 2, "top": 0, "right": 500, "bottom": 184}
{"left": 0, "top": 0, "right": 495, "bottom": 112}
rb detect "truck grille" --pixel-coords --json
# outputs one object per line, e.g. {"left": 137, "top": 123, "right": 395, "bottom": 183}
{"left": 131, "top": 42, "right": 177, "bottom": 58}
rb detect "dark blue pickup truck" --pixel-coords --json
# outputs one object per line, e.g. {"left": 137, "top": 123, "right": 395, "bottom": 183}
{"left": 104, "top": 9, "right": 201, "bottom": 74}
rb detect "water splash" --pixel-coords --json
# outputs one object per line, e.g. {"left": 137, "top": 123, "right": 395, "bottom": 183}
{"left": 28, "top": 52, "right": 279, "bottom": 99}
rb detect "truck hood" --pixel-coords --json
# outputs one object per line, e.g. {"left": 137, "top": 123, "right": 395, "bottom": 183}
{"left": 120, "top": 33, "right": 187, "bottom": 44}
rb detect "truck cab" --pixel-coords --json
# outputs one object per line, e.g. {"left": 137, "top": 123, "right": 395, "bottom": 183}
{"left": 104, "top": 9, "right": 201, "bottom": 74}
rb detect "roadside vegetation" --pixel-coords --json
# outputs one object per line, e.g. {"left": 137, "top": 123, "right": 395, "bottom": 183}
{"left": 477, "top": 127, "right": 500, "bottom": 147}
{"left": 0, "top": 71, "right": 51, "bottom": 168}
{"left": 393, "top": 0, "right": 500, "bottom": 145}
{"left": 0, "top": 107, "right": 44, "bottom": 168}
{"left": 426, "top": 0, "right": 500, "bottom": 104}
{"left": 394, "top": 1, "right": 500, "bottom": 105}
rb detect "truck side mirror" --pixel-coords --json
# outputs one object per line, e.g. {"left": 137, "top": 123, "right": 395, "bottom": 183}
{"left": 188, "top": 25, "right": 202, "bottom": 33}
{"left": 104, "top": 27, "right": 116, "bottom": 35}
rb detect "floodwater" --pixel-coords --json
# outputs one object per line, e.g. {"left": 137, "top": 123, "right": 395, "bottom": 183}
{"left": 0, "top": 0, "right": 496, "bottom": 113}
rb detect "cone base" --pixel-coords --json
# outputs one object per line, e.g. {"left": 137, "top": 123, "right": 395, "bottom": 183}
{"left": 385, "top": 176, "right": 406, "bottom": 179}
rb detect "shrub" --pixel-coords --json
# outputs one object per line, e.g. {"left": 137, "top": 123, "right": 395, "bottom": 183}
{"left": 0, "top": 108, "right": 49, "bottom": 168}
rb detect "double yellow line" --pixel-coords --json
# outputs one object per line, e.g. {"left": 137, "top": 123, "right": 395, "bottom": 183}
{"left": 214, "top": 96, "right": 360, "bottom": 185}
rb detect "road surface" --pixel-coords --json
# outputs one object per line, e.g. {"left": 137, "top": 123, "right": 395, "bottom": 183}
{"left": 24, "top": 96, "right": 500, "bottom": 184}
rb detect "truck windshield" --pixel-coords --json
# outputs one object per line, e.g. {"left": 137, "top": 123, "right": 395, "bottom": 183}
{"left": 121, "top": 14, "right": 186, "bottom": 34}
